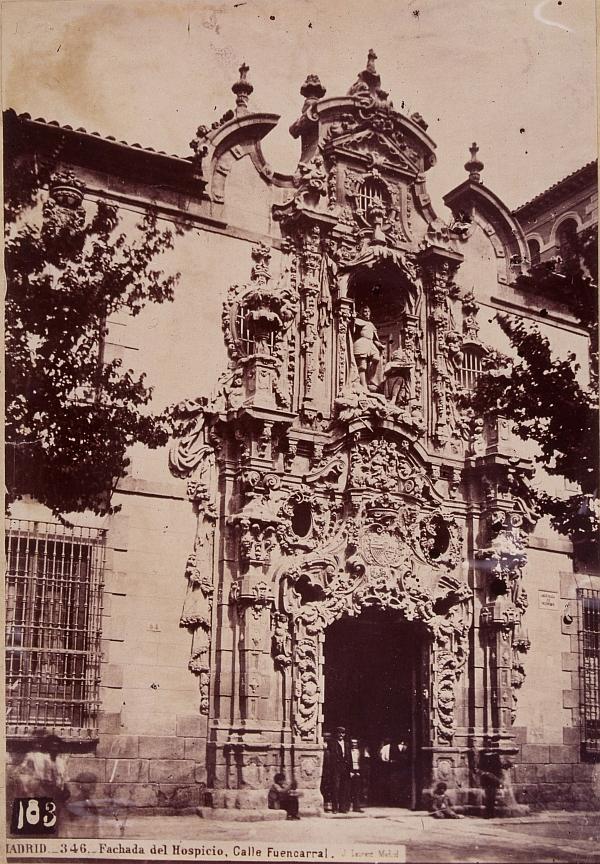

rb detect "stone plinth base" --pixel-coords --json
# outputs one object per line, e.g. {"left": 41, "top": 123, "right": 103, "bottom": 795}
{"left": 197, "top": 807, "right": 286, "bottom": 821}
{"left": 203, "top": 788, "right": 323, "bottom": 811}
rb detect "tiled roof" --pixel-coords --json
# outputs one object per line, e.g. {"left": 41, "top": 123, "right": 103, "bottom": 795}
{"left": 513, "top": 159, "right": 597, "bottom": 215}
{"left": 6, "top": 110, "right": 191, "bottom": 162}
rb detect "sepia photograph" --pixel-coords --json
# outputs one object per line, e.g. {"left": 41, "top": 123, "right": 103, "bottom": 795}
{"left": 3, "top": 1, "right": 599, "bottom": 862}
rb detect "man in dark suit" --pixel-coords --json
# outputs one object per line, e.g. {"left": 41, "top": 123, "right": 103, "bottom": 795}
{"left": 326, "top": 727, "right": 352, "bottom": 813}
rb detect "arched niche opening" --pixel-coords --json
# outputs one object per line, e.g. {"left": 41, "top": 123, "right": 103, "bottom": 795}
{"left": 556, "top": 218, "right": 579, "bottom": 262}
{"left": 527, "top": 238, "right": 541, "bottom": 267}
{"left": 346, "top": 265, "right": 415, "bottom": 390}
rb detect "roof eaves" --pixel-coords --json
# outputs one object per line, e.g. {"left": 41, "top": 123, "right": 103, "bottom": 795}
{"left": 513, "top": 159, "right": 598, "bottom": 216}
{"left": 7, "top": 110, "right": 191, "bottom": 163}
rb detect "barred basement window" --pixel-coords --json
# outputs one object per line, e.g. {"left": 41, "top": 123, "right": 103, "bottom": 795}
{"left": 578, "top": 588, "right": 600, "bottom": 755}
{"left": 459, "top": 345, "right": 484, "bottom": 391}
{"left": 5, "top": 519, "right": 106, "bottom": 740}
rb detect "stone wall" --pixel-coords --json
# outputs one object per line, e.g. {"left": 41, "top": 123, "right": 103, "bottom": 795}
{"left": 509, "top": 567, "right": 600, "bottom": 811}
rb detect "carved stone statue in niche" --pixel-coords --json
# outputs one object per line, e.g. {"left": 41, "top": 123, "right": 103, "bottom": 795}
{"left": 384, "top": 348, "right": 413, "bottom": 406}
{"left": 353, "top": 304, "right": 384, "bottom": 391}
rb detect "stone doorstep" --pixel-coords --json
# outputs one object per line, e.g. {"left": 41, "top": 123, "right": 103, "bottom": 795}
{"left": 197, "top": 807, "right": 287, "bottom": 821}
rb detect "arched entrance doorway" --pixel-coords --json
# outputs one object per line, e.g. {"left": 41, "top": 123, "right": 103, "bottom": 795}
{"left": 323, "top": 609, "right": 429, "bottom": 808}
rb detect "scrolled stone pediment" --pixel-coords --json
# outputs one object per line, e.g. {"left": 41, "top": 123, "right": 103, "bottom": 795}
{"left": 278, "top": 502, "right": 467, "bottom": 630}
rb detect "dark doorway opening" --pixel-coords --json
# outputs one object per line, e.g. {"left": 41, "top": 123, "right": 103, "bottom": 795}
{"left": 323, "top": 609, "right": 428, "bottom": 809}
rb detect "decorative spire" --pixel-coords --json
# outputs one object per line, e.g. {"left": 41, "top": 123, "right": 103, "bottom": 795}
{"left": 464, "top": 142, "right": 484, "bottom": 183}
{"left": 232, "top": 62, "right": 253, "bottom": 115}
{"left": 300, "top": 74, "right": 326, "bottom": 102}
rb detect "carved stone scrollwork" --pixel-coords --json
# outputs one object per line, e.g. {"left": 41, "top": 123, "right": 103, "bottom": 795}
{"left": 284, "top": 438, "right": 298, "bottom": 471}
{"left": 475, "top": 510, "right": 527, "bottom": 595}
{"left": 461, "top": 289, "right": 481, "bottom": 340}
{"left": 432, "top": 650, "right": 460, "bottom": 745}
{"left": 350, "top": 438, "right": 430, "bottom": 501}
{"left": 335, "top": 384, "right": 426, "bottom": 435}
{"left": 278, "top": 502, "right": 471, "bottom": 742}
{"left": 418, "top": 243, "right": 464, "bottom": 446}
{"left": 222, "top": 243, "right": 299, "bottom": 410}
{"left": 43, "top": 170, "right": 86, "bottom": 238}
{"left": 293, "top": 638, "right": 321, "bottom": 738}
{"left": 276, "top": 488, "right": 336, "bottom": 554}
{"left": 419, "top": 512, "right": 462, "bottom": 570}
{"left": 234, "top": 517, "right": 278, "bottom": 571}
{"left": 298, "top": 226, "right": 322, "bottom": 405}
{"left": 289, "top": 74, "right": 326, "bottom": 141}
{"left": 476, "top": 508, "right": 531, "bottom": 727}
{"left": 293, "top": 155, "right": 327, "bottom": 208}
{"left": 334, "top": 298, "right": 353, "bottom": 398}
{"left": 272, "top": 612, "right": 293, "bottom": 669}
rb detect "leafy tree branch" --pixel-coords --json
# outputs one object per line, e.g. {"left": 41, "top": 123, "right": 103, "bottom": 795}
{"left": 5, "top": 165, "right": 185, "bottom": 517}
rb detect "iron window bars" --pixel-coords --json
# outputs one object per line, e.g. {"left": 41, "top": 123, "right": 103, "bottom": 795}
{"left": 5, "top": 519, "right": 106, "bottom": 741}
{"left": 458, "top": 345, "right": 484, "bottom": 391}
{"left": 578, "top": 588, "right": 600, "bottom": 755}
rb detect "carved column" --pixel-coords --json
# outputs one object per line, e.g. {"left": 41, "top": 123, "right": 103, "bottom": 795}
{"left": 417, "top": 244, "right": 463, "bottom": 446}
{"left": 475, "top": 508, "right": 529, "bottom": 739}
{"left": 298, "top": 225, "right": 322, "bottom": 411}
{"left": 333, "top": 297, "right": 353, "bottom": 397}
{"left": 228, "top": 513, "right": 278, "bottom": 723}
{"left": 480, "top": 596, "right": 519, "bottom": 732}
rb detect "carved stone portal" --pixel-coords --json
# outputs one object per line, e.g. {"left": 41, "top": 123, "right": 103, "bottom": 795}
{"left": 276, "top": 505, "right": 471, "bottom": 747}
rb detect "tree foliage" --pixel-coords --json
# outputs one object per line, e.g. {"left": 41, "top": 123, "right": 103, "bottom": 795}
{"left": 5, "top": 162, "right": 183, "bottom": 517}
{"left": 469, "top": 225, "right": 599, "bottom": 564}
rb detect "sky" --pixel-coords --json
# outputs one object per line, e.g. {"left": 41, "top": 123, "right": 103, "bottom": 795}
{"left": 2, "top": 0, "right": 597, "bottom": 214}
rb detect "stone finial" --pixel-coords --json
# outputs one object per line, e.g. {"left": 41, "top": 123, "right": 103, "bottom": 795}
{"left": 300, "top": 74, "right": 326, "bottom": 101}
{"left": 232, "top": 62, "right": 254, "bottom": 115}
{"left": 464, "top": 142, "right": 484, "bottom": 183}
{"left": 348, "top": 49, "right": 390, "bottom": 105}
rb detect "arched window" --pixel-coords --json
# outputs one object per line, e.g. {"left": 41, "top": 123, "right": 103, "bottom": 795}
{"left": 527, "top": 238, "right": 541, "bottom": 266}
{"left": 556, "top": 219, "right": 578, "bottom": 261}
{"left": 356, "top": 177, "right": 388, "bottom": 217}
{"left": 459, "top": 345, "right": 484, "bottom": 391}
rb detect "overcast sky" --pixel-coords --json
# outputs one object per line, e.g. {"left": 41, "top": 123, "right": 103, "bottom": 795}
{"left": 2, "top": 0, "right": 597, "bottom": 214}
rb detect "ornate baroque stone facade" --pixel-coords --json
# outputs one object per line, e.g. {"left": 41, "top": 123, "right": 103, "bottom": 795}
{"left": 167, "top": 55, "right": 551, "bottom": 813}
{"left": 4, "top": 53, "right": 598, "bottom": 816}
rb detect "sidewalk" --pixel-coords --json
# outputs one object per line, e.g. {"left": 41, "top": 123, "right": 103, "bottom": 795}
{"left": 61, "top": 808, "right": 600, "bottom": 863}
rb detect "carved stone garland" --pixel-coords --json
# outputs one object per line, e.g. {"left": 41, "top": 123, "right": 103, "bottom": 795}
{"left": 169, "top": 400, "right": 217, "bottom": 714}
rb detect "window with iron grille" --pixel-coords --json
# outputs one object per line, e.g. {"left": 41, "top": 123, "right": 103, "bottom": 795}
{"left": 355, "top": 178, "right": 388, "bottom": 217}
{"left": 459, "top": 345, "right": 484, "bottom": 391}
{"left": 5, "top": 519, "right": 106, "bottom": 741}
{"left": 235, "top": 306, "right": 275, "bottom": 355}
{"left": 578, "top": 588, "right": 600, "bottom": 755}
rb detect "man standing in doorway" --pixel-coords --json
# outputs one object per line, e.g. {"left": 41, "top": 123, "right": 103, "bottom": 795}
{"left": 326, "top": 727, "right": 352, "bottom": 813}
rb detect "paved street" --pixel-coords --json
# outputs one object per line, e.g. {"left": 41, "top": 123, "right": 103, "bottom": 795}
{"left": 59, "top": 808, "right": 600, "bottom": 863}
